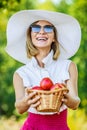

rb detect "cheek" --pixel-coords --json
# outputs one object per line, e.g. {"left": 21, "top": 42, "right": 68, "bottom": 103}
{"left": 31, "top": 33, "right": 34, "bottom": 39}
{"left": 31, "top": 33, "right": 36, "bottom": 43}
{"left": 49, "top": 34, "right": 55, "bottom": 42}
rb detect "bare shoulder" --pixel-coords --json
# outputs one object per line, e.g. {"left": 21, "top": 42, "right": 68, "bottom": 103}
{"left": 69, "top": 61, "right": 78, "bottom": 71}
{"left": 13, "top": 72, "right": 23, "bottom": 88}
{"left": 68, "top": 61, "right": 78, "bottom": 78}
{"left": 13, "top": 72, "right": 22, "bottom": 81}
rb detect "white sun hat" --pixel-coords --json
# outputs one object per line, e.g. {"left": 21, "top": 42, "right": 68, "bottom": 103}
{"left": 5, "top": 10, "right": 81, "bottom": 64}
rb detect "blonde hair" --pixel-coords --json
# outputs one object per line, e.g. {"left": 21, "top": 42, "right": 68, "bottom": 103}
{"left": 26, "top": 21, "right": 60, "bottom": 60}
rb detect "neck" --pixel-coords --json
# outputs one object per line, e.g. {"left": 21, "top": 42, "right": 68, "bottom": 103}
{"left": 35, "top": 48, "right": 51, "bottom": 67}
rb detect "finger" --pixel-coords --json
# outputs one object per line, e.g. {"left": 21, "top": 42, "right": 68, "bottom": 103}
{"left": 63, "top": 92, "right": 69, "bottom": 98}
{"left": 26, "top": 92, "right": 37, "bottom": 101}
{"left": 24, "top": 92, "right": 37, "bottom": 104}
{"left": 57, "top": 111, "right": 60, "bottom": 115}
{"left": 25, "top": 87, "right": 32, "bottom": 93}
{"left": 28, "top": 96, "right": 40, "bottom": 106}
{"left": 31, "top": 101, "right": 41, "bottom": 108}
{"left": 61, "top": 98, "right": 67, "bottom": 104}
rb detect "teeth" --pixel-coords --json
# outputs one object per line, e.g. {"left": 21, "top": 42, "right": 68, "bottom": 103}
{"left": 37, "top": 38, "right": 47, "bottom": 41}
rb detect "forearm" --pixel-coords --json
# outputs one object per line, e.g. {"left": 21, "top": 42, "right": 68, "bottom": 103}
{"left": 65, "top": 96, "right": 81, "bottom": 110}
{"left": 15, "top": 99, "right": 29, "bottom": 114}
{"left": 15, "top": 91, "right": 40, "bottom": 114}
{"left": 69, "top": 97, "right": 81, "bottom": 110}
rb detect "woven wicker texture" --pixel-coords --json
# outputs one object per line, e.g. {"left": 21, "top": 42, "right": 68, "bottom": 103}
{"left": 27, "top": 88, "right": 69, "bottom": 112}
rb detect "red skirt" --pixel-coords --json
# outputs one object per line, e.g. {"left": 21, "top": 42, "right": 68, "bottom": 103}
{"left": 20, "top": 109, "right": 70, "bottom": 130}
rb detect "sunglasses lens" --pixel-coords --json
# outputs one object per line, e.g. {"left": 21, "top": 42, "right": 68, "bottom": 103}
{"left": 44, "top": 25, "right": 54, "bottom": 32}
{"left": 31, "top": 25, "right": 54, "bottom": 33}
{"left": 31, "top": 25, "right": 40, "bottom": 32}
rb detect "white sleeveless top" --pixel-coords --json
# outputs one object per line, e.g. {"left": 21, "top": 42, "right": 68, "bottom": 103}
{"left": 16, "top": 50, "right": 71, "bottom": 115}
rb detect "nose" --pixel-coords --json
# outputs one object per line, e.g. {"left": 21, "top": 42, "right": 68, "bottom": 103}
{"left": 39, "top": 27, "right": 46, "bottom": 34}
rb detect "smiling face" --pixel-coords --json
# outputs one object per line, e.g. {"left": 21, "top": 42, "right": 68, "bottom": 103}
{"left": 30, "top": 20, "right": 55, "bottom": 50}
{"left": 26, "top": 20, "right": 60, "bottom": 60}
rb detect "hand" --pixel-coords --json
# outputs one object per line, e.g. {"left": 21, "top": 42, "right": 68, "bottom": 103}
{"left": 62, "top": 92, "right": 72, "bottom": 107}
{"left": 15, "top": 90, "right": 41, "bottom": 114}
{"left": 24, "top": 90, "right": 41, "bottom": 108}
{"left": 61, "top": 92, "right": 80, "bottom": 110}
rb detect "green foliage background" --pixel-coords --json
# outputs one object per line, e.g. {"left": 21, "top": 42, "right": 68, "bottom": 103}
{"left": 0, "top": 0, "right": 87, "bottom": 118}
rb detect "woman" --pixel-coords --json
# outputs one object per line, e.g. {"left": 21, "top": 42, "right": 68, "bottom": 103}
{"left": 5, "top": 10, "right": 81, "bottom": 130}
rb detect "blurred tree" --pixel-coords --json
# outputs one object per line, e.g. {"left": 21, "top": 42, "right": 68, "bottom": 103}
{"left": 36, "top": 0, "right": 56, "bottom": 11}
{"left": 53, "top": 0, "right": 70, "bottom": 13}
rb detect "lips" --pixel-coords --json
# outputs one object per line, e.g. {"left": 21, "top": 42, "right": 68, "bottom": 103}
{"left": 36, "top": 37, "right": 48, "bottom": 41}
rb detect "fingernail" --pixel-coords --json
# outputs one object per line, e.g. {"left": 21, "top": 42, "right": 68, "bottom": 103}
{"left": 37, "top": 96, "right": 40, "bottom": 99}
{"left": 33, "top": 91, "right": 36, "bottom": 94}
{"left": 64, "top": 92, "right": 67, "bottom": 94}
{"left": 38, "top": 101, "right": 41, "bottom": 104}
{"left": 62, "top": 99, "right": 64, "bottom": 101}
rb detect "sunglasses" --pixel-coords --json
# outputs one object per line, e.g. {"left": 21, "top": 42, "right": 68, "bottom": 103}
{"left": 30, "top": 25, "right": 54, "bottom": 33}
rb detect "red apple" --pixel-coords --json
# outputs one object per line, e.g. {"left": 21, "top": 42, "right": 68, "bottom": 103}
{"left": 50, "top": 83, "right": 65, "bottom": 90}
{"left": 50, "top": 85, "right": 59, "bottom": 90}
{"left": 40, "top": 77, "right": 54, "bottom": 90}
{"left": 32, "top": 86, "right": 43, "bottom": 90}
{"left": 57, "top": 83, "right": 65, "bottom": 88}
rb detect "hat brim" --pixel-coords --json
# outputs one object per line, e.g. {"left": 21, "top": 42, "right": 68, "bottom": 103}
{"left": 5, "top": 10, "right": 81, "bottom": 64}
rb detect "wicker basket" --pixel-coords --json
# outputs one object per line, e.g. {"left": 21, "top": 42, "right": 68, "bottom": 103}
{"left": 27, "top": 88, "right": 68, "bottom": 112}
